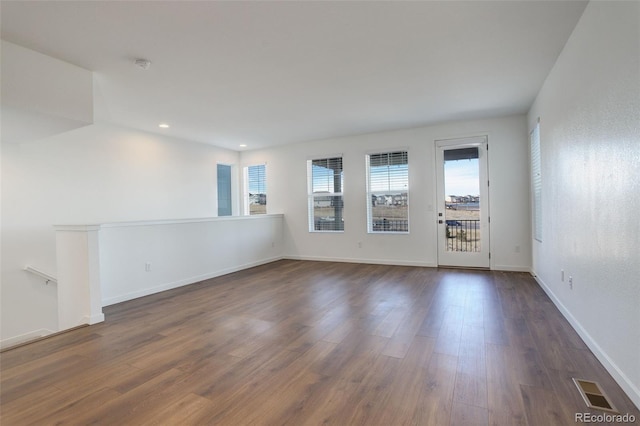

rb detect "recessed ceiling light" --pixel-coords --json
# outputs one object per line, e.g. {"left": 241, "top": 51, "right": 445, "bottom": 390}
{"left": 159, "top": 123, "right": 170, "bottom": 128}
{"left": 239, "top": 144, "right": 247, "bottom": 147}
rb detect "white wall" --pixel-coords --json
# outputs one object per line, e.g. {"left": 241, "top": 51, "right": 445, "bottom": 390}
{"left": 241, "top": 115, "right": 531, "bottom": 270}
{"left": 528, "top": 1, "right": 640, "bottom": 407}
{"left": 1, "top": 40, "right": 94, "bottom": 144}
{"left": 1, "top": 123, "right": 239, "bottom": 345}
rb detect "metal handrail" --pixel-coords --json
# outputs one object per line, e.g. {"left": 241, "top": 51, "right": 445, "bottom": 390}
{"left": 24, "top": 265, "right": 58, "bottom": 285}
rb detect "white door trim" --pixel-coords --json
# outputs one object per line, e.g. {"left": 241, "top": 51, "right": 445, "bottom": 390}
{"left": 435, "top": 136, "right": 490, "bottom": 268}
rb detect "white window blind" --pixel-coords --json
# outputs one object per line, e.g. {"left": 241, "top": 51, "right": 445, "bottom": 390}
{"left": 307, "top": 157, "right": 344, "bottom": 232}
{"left": 244, "top": 164, "right": 266, "bottom": 215}
{"left": 366, "top": 151, "right": 409, "bottom": 233}
{"left": 530, "top": 123, "right": 542, "bottom": 242}
{"left": 217, "top": 164, "right": 232, "bottom": 217}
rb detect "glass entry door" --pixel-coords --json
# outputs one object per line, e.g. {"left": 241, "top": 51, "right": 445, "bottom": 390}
{"left": 436, "top": 137, "right": 490, "bottom": 268}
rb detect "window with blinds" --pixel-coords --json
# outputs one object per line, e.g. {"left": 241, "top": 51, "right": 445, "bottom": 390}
{"left": 366, "top": 151, "right": 409, "bottom": 233}
{"left": 307, "top": 157, "right": 344, "bottom": 232}
{"left": 217, "top": 164, "right": 232, "bottom": 216}
{"left": 244, "top": 164, "right": 267, "bottom": 215}
{"left": 530, "top": 123, "right": 542, "bottom": 242}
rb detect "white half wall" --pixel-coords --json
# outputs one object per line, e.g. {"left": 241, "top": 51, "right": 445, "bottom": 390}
{"left": 55, "top": 226, "right": 104, "bottom": 329}
{"left": 1, "top": 123, "right": 240, "bottom": 345}
{"left": 528, "top": 1, "right": 640, "bottom": 407}
{"left": 98, "top": 216, "right": 284, "bottom": 306}
{"left": 241, "top": 115, "right": 531, "bottom": 270}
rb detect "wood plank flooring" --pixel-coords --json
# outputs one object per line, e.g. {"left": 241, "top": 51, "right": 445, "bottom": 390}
{"left": 1, "top": 260, "right": 638, "bottom": 425}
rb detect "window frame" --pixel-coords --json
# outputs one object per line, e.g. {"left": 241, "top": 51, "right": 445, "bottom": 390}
{"left": 217, "top": 163, "right": 233, "bottom": 217}
{"left": 307, "top": 156, "right": 344, "bottom": 233}
{"left": 530, "top": 122, "right": 542, "bottom": 242}
{"left": 365, "top": 150, "right": 410, "bottom": 234}
{"left": 243, "top": 163, "right": 267, "bottom": 216}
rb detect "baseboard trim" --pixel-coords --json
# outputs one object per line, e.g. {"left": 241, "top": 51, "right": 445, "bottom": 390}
{"left": 84, "top": 313, "right": 105, "bottom": 325}
{"left": 0, "top": 325, "right": 91, "bottom": 352}
{"left": 102, "top": 256, "right": 284, "bottom": 307}
{"left": 285, "top": 256, "right": 529, "bottom": 271}
{"left": 492, "top": 264, "right": 531, "bottom": 272}
{"left": 532, "top": 271, "right": 640, "bottom": 410}
{"left": 284, "top": 255, "right": 438, "bottom": 268}
{"left": 0, "top": 328, "right": 55, "bottom": 351}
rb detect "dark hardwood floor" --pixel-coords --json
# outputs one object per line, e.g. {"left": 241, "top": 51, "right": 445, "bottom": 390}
{"left": 1, "top": 260, "right": 638, "bottom": 425}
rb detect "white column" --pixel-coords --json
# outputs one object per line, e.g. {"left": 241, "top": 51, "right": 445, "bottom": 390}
{"left": 55, "top": 225, "right": 105, "bottom": 330}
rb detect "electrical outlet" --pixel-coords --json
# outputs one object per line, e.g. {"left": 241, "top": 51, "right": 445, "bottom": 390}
{"left": 515, "top": 245, "right": 521, "bottom": 253}
{"left": 568, "top": 276, "right": 573, "bottom": 289}
{"left": 358, "top": 242, "right": 362, "bottom": 248}
{"left": 145, "top": 262, "right": 151, "bottom": 272}
{"left": 561, "top": 269, "right": 565, "bottom": 282}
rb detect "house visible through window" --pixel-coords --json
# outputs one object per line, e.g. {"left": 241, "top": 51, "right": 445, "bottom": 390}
{"left": 217, "top": 164, "right": 232, "bottom": 216}
{"left": 244, "top": 164, "right": 267, "bottom": 215}
{"left": 308, "top": 157, "right": 344, "bottom": 232}
{"left": 366, "top": 151, "right": 409, "bottom": 233}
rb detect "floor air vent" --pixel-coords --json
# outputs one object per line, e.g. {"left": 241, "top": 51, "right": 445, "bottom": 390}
{"left": 573, "top": 378, "right": 618, "bottom": 413}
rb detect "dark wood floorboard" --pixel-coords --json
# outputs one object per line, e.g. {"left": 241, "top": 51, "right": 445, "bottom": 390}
{"left": 1, "top": 260, "right": 638, "bottom": 425}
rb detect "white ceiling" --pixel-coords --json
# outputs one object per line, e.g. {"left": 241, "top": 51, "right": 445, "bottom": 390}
{"left": 1, "top": 1, "right": 587, "bottom": 151}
